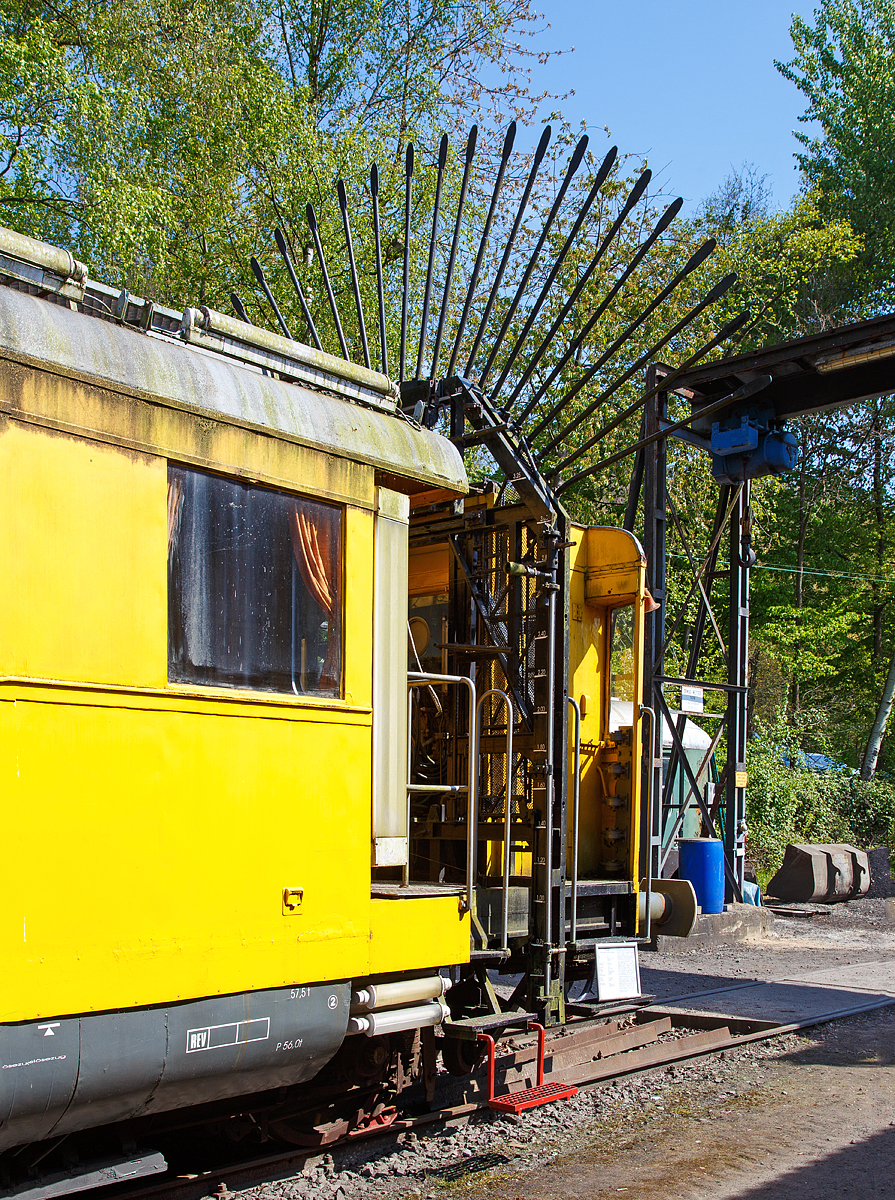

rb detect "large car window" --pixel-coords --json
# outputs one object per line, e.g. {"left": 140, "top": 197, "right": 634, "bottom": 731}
{"left": 168, "top": 466, "right": 342, "bottom": 696}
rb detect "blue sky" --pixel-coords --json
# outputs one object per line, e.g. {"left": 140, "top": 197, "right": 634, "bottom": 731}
{"left": 523, "top": 1, "right": 819, "bottom": 211}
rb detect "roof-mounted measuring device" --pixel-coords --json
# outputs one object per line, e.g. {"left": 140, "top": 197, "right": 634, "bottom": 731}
{"left": 180, "top": 306, "right": 399, "bottom": 411}
{"left": 0, "top": 228, "right": 89, "bottom": 302}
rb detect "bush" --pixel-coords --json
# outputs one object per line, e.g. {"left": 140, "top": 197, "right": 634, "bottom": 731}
{"left": 745, "top": 713, "right": 895, "bottom": 880}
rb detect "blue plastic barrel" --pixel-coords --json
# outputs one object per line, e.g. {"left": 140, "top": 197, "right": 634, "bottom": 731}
{"left": 679, "top": 838, "right": 725, "bottom": 914}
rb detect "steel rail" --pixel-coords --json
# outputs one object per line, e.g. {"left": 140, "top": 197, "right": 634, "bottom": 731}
{"left": 305, "top": 203, "right": 349, "bottom": 358}
{"left": 567, "top": 696, "right": 581, "bottom": 944}
{"left": 554, "top": 379, "right": 769, "bottom": 497}
{"left": 445, "top": 121, "right": 516, "bottom": 378}
{"left": 543, "top": 536, "right": 560, "bottom": 994}
{"left": 430, "top": 124, "right": 477, "bottom": 382}
{"left": 534, "top": 310, "right": 750, "bottom": 485}
{"left": 540, "top": 274, "right": 739, "bottom": 473}
{"left": 370, "top": 163, "right": 388, "bottom": 376}
{"left": 489, "top": 145, "right": 618, "bottom": 403}
{"left": 521, "top": 201, "right": 694, "bottom": 437}
{"left": 526, "top": 234, "right": 715, "bottom": 448}
{"left": 249, "top": 255, "right": 293, "bottom": 340}
{"left": 478, "top": 132, "right": 588, "bottom": 389}
{"left": 337, "top": 179, "right": 370, "bottom": 368}
{"left": 273, "top": 227, "right": 322, "bottom": 350}
{"left": 229, "top": 291, "right": 250, "bottom": 324}
{"left": 462, "top": 125, "right": 552, "bottom": 377}
{"left": 508, "top": 169, "right": 654, "bottom": 422}
{"left": 400, "top": 142, "right": 414, "bottom": 382}
{"left": 638, "top": 704, "right": 657, "bottom": 942}
{"left": 416, "top": 133, "right": 448, "bottom": 380}
{"left": 405, "top": 687, "right": 415, "bottom": 887}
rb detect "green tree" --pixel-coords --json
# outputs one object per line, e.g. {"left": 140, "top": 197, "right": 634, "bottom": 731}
{"left": 778, "top": 0, "right": 895, "bottom": 307}
{"left": 0, "top": 0, "right": 548, "bottom": 314}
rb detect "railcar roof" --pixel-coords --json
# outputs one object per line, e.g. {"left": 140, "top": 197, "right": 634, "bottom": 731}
{"left": 0, "top": 227, "right": 467, "bottom": 495}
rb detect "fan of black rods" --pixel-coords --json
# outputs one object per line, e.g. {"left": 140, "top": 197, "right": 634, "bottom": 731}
{"left": 238, "top": 124, "right": 749, "bottom": 496}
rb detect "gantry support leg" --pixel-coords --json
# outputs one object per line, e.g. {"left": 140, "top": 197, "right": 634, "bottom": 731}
{"left": 725, "top": 483, "right": 750, "bottom": 902}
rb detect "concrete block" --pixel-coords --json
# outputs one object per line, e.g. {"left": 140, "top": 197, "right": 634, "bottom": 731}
{"left": 652, "top": 902, "right": 773, "bottom": 953}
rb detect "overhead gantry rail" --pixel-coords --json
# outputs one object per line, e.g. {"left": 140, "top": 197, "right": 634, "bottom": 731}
{"left": 676, "top": 311, "right": 895, "bottom": 421}
{"left": 633, "top": 312, "right": 895, "bottom": 903}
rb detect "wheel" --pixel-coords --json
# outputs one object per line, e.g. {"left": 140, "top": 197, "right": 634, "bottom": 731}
{"left": 441, "top": 1036, "right": 486, "bottom": 1076}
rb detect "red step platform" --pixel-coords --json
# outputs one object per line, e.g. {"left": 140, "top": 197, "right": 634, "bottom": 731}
{"left": 478, "top": 1022, "right": 579, "bottom": 1114}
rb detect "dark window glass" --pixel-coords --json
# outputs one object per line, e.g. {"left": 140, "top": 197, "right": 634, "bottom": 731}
{"left": 167, "top": 466, "right": 342, "bottom": 696}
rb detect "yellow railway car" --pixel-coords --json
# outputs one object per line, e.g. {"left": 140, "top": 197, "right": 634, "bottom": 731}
{"left": 0, "top": 228, "right": 470, "bottom": 1156}
{"left": 0, "top": 227, "right": 662, "bottom": 1182}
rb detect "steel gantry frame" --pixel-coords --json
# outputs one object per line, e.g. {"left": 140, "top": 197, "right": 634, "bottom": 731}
{"left": 631, "top": 370, "right": 750, "bottom": 902}
{"left": 246, "top": 117, "right": 895, "bottom": 947}
{"left": 630, "top": 317, "right": 895, "bottom": 904}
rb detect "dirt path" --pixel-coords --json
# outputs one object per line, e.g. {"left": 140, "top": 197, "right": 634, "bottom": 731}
{"left": 641, "top": 897, "right": 895, "bottom": 1001}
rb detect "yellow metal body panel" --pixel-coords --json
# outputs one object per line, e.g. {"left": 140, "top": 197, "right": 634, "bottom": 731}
{"left": 1, "top": 362, "right": 468, "bottom": 1022}
{"left": 3, "top": 690, "right": 372, "bottom": 1020}
{"left": 567, "top": 526, "right": 646, "bottom": 896}
{"left": 568, "top": 527, "right": 609, "bottom": 878}
{"left": 0, "top": 421, "right": 167, "bottom": 687}
{"left": 583, "top": 526, "right": 644, "bottom": 607}
{"left": 368, "top": 898, "right": 469, "bottom": 977}
{"left": 0, "top": 359, "right": 373, "bottom": 509}
{"left": 408, "top": 544, "right": 450, "bottom": 597}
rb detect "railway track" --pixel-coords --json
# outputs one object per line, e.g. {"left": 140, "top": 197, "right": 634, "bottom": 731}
{"left": 74, "top": 988, "right": 894, "bottom": 1200}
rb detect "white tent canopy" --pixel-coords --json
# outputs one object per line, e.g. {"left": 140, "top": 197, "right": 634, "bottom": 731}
{"left": 609, "top": 700, "right": 713, "bottom": 751}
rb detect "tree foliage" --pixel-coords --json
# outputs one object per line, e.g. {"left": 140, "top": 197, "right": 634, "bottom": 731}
{"left": 747, "top": 711, "right": 895, "bottom": 879}
{"left": 0, "top": 0, "right": 549, "bottom": 306}
{"left": 778, "top": 0, "right": 895, "bottom": 306}
{"left": 3, "top": 0, "right": 895, "bottom": 798}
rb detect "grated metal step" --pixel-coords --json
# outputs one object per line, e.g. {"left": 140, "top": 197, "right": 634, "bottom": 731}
{"left": 488, "top": 1080, "right": 578, "bottom": 1114}
{"left": 478, "top": 1020, "right": 579, "bottom": 1115}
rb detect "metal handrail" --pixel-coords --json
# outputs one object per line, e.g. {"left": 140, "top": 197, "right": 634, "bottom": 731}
{"left": 406, "top": 784, "right": 468, "bottom": 792}
{"left": 567, "top": 696, "right": 582, "bottom": 943}
{"left": 639, "top": 703, "right": 657, "bottom": 942}
{"left": 475, "top": 688, "right": 514, "bottom": 953}
{"left": 543, "top": 559, "right": 559, "bottom": 993}
{"left": 404, "top": 688, "right": 415, "bottom": 887}
{"left": 408, "top": 672, "right": 477, "bottom": 912}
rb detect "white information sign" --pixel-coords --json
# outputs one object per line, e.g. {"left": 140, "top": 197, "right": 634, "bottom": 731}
{"left": 594, "top": 942, "right": 641, "bottom": 1002}
{"left": 681, "top": 684, "right": 704, "bottom": 714}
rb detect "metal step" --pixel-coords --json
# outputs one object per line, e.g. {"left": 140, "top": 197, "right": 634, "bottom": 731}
{"left": 1, "top": 1153, "right": 167, "bottom": 1200}
{"left": 443, "top": 1011, "right": 537, "bottom": 1040}
{"left": 487, "top": 1080, "right": 578, "bottom": 1114}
